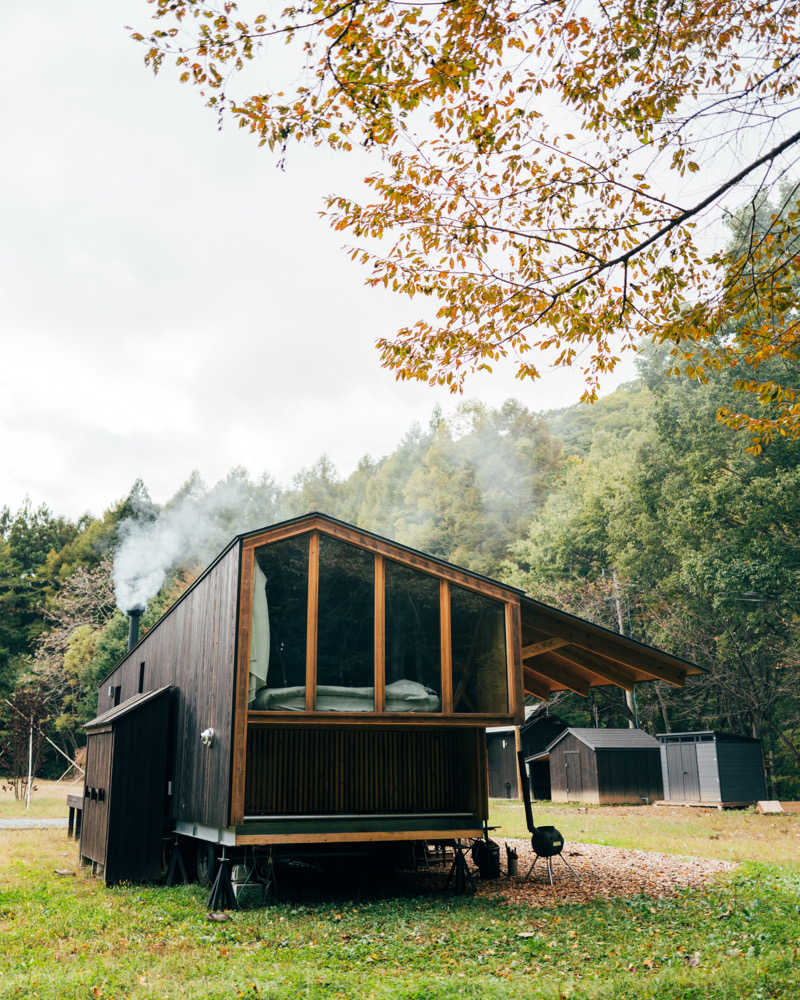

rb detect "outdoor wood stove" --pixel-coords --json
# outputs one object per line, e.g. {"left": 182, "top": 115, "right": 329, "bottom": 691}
{"left": 517, "top": 750, "right": 580, "bottom": 885}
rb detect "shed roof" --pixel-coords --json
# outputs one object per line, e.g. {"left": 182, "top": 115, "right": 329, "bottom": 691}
{"left": 542, "top": 727, "right": 661, "bottom": 754}
{"left": 85, "top": 685, "right": 171, "bottom": 730}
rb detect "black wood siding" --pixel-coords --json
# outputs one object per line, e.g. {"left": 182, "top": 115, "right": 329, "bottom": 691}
{"left": 106, "top": 694, "right": 171, "bottom": 884}
{"left": 81, "top": 730, "right": 113, "bottom": 865}
{"left": 81, "top": 692, "right": 171, "bottom": 885}
{"left": 520, "top": 716, "right": 568, "bottom": 757}
{"left": 595, "top": 748, "right": 663, "bottom": 804}
{"left": 550, "top": 735, "right": 662, "bottom": 804}
{"left": 98, "top": 544, "right": 240, "bottom": 829}
{"left": 717, "top": 741, "right": 766, "bottom": 802}
{"left": 487, "top": 732, "right": 518, "bottom": 797}
{"left": 550, "top": 733, "right": 599, "bottom": 802}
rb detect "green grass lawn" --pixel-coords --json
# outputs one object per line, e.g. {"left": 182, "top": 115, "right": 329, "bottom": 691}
{"left": 2, "top": 825, "right": 800, "bottom": 1000}
{"left": 490, "top": 799, "right": 800, "bottom": 868}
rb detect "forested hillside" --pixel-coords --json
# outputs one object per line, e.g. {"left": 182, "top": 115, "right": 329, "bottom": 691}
{"left": 2, "top": 346, "right": 798, "bottom": 794}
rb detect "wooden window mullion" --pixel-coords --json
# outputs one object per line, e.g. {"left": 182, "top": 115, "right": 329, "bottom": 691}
{"left": 440, "top": 580, "right": 453, "bottom": 713}
{"left": 305, "top": 532, "right": 319, "bottom": 711}
{"left": 374, "top": 554, "right": 386, "bottom": 712}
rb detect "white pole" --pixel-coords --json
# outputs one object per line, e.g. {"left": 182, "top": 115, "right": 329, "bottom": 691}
{"left": 3, "top": 697, "right": 85, "bottom": 775}
{"left": 612, "top": 570, "right": 636, "bottom": 728}
{"left": 26, "top": 716, "right": 33, "bottom": 810}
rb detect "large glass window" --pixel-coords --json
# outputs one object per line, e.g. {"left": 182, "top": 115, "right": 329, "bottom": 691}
{"left": 316, "top": 535, "right": 374, "bottom": 711}
{"left": 248, "top": 535, "right": 308, "bottom": 710}
{"left": 385, "top": 560, "right": 441, "bottom": 712}
{"left": 451, "top": 586, "right": 508, "bottom": 714}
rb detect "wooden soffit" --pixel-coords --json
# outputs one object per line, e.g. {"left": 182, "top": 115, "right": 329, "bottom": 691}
{"left": 519, "top": 597, "right": 703, "bottom": 700}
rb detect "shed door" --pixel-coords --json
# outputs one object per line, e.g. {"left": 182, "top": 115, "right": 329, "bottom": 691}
{"left": 667, "top": 743, "right": 700, "bottom": 801}
{"left": 81, "top": 730, "right": 113, "bottom": 865}
{"left": 564, "top": 751, "right": 582, "bottom": 798}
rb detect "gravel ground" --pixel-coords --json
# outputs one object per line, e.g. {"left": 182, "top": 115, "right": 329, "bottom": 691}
{"left": 424, "top": 838, "right": 735, "bottom": 907}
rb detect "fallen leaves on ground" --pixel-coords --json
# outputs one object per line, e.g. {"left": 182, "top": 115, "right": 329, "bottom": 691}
{"left": 420, "top": 839, "right": 734, "bottom": 908}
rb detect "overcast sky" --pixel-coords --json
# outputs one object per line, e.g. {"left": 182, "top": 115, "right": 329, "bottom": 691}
{"left": 0, "top": 0, "right": 641, "bottom": 521}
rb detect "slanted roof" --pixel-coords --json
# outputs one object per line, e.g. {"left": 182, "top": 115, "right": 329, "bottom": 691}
{"left": 85, "top": 686, "right": 171, "bottom": 730}
{"left": 241, "top": 513, "right": 704, "bottom": 698}
{"left": 518, "top": 595, "right": 704, "bottom": 700}
{"left": 103, "top": 511, "right": 705, "bottom": 699}
{"left": 542, "top": 727, "right": 661, "bottom": 755}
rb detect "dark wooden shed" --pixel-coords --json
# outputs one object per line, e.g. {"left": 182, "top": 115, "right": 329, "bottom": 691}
{"left": 81, "top": 686, "right": 172, "bottom": 885}
{"left": 487, "top": 711, "right": 569, "bottom": 799}
{"left": 657, "top": 731, "right": 766, "bottom": 806}
{"left": 533, "top": 728, "right": 664, "bottom": 804}
{"left": 522, "top": 712, "right": 570, "bottom": 800}
{"left": 486, "top": 728, "right": 520, "bottom": 798}
{"left": 90, "top": 512, "right": 699, "bottom": 884}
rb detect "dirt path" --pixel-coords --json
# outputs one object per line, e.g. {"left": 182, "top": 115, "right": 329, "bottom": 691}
{"left": 0, "top": 818, "right": 68, "bottom": 829}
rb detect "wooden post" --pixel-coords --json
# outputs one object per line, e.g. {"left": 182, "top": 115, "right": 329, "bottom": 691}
{"left": 505, "top": 601, "right": 524, "bottom": 722}
{"left": 514, "top": 725, "right": 523, "bottom": 800}
{"left": 230, "top": 541, "right": 255, "bottom": 825}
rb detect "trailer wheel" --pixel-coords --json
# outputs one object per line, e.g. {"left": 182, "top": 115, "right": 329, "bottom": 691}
{"left": 195, "top": 842, "right": 216, "bottom": 887}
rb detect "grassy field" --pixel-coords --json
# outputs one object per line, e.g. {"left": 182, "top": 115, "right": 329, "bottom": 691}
{"left": 489, "top": 799, "right": 800, "bottom": 868}
{"left": 2, "top": 792, "right": 800, "bottom": 999}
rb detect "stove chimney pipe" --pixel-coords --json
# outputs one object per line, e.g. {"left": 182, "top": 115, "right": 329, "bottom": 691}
{"left": 127, "top": 607, "right": 143, "bottom": 652}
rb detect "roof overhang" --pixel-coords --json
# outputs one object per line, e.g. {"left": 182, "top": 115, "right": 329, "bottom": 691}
{"left": 519, "top": 596, "right": 704, "bottom": 700}
{"left": 85, "top": 685, "right": 172, "bottom": 730}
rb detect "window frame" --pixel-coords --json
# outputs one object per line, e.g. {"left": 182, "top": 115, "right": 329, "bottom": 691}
{"left": 238, "top": 519, "right": 523, "bottom": 726}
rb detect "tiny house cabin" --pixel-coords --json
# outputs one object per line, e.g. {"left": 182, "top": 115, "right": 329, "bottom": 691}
{"left": 531, "top": 728, "right": 664, "bottom": 804}
{"left": 84, "top": 513, "right": 700, "bottom": 883}
{"left": 658, "top": 731, "right": 766, "bottom": 806}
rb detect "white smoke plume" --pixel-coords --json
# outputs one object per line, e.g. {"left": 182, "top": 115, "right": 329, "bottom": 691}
{"left": 113, "top": 473, "right": 283, "bottom": 612}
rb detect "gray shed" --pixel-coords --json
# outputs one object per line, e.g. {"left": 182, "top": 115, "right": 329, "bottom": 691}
{"left": 657, "top": 731, "right": 766, "bottom": 806}
{"left": 533, "top": 728, "right": 664, "bottom": 805}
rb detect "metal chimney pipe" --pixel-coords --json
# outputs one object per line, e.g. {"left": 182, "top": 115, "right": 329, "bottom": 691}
{"left": 127, "top": 607, "right": 143, "bottom": 652}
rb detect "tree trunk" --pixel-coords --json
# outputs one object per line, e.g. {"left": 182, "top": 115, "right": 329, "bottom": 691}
{"left": 654, "top": 683, "right": 671, "bottom": 733}
{"left": 611, "top": 570, "right": 635, "bottom": 728}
